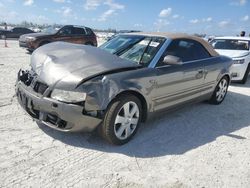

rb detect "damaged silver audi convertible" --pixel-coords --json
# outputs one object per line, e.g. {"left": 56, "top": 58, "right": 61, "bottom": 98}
{"left": 16, "top": 32, "right": 233, "bottom": 145}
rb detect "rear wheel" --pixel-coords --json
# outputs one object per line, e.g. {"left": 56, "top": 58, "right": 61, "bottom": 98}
{"left": 85, "top": 42, "right": 94, "bottom": 46}
{"left": 209, "top": 76, "right": 229, "bottom": 105}
{"left": 101, "top": 94, "right": 142, "bottom": 145}
{"left": 239, "top": 64, "right": 250, "bottom": 84}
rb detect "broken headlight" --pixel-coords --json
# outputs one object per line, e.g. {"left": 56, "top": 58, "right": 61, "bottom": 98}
{"left": 51, "top": 89, "right": 87, "bottom": 103}
{"left": 26, "top": 36, "right": 36, "bottom": 41}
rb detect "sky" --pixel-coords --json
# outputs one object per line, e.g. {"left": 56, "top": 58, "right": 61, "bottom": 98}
{"left": 0, "top": 0, "right": 249, "bottom": 35}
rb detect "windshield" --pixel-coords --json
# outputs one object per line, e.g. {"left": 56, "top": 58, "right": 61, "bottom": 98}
{"left": 99, "top": 35, "right": 165, "bottom": 66}
{"left": 211, "top": 39, "right": 249, "bottom": 51}
{"left": 41, "top": 27, "right": 59, "bottom": 34}
{"left": 99, "top": 35, "right": 144, "bottom": 54}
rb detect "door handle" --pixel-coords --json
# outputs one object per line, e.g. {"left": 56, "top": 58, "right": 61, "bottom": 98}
{"left": 149, "top": 79, "right": 157, "bottom": 84}
{"left": 196, "top": 70, "right": 204, "bottom": 79}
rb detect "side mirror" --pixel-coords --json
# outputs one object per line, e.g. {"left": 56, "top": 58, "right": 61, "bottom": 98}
{"left": 163, "top": 55, "right": 182, "bottom": 65}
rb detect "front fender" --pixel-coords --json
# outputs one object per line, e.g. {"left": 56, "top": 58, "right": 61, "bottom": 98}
{"left": 78, "top": 67, "right": 157, "bottom": 113}
{"left": 82, "top": 76, "right": 145, "bottom": 111}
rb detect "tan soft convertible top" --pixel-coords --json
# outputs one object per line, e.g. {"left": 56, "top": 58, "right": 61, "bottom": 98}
{"left": 127, "top": 32, "right": 219, "bottom": 57}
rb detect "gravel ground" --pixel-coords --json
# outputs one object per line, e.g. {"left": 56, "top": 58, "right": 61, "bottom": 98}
{"left": 0, "top": 40, "right": 250, "bottom": 188}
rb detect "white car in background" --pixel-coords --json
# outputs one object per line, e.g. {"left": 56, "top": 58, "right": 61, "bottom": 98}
{"left": 211, "top": 37, "right": 250, "bottom": 84}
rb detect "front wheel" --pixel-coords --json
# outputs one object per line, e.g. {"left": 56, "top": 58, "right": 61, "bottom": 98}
{"left": 101, "top": 94, "right": 142, "bottom": 145}
{"left": 209, "top": 76, "right": 229, "bottom": 105}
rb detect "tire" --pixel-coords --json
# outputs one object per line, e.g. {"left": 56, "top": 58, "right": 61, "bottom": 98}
{"left": 85, "top": 42, "right": 94, "bottom": 46}
{"left": 27, "top": 49, "right": 33, "bottom": 53}
{"left": 239, "top": 64, "right": 250, "bottom": 84}
{"left": 209, "top": 76, "right": 229, "bottom": 105}
{"left": 101, "top": 94, "right": 142, "bottom": 145}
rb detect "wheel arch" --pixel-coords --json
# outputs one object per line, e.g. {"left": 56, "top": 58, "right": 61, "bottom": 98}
{"left": 39, "top": 40, "right": 50, "bottom": 47}
{"left": 85, "top": 41, "right": 94, "bottom": 46}
{"left": 217, "top": 67, "right": 231, "bottom": 83}
{"left": 111, "top": 90, "right": 148, "bottom": 122}
{"left": 223, "top": 73, "right": 230, "bottom": 82}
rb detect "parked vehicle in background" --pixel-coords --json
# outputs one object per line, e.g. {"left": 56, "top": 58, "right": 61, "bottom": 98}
{"left": 19, "top": 25, "right": 97, "bottom": 52}
{"left": 211, "top": 37, "right": 250, "bottom": 84}
{"left": 16, "top": 32, "right": 233, "bottom": 145}
{"left": 0, "top": 27, "right": 34, "bottom": 39}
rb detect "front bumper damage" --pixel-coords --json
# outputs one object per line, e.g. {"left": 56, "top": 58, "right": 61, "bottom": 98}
{"left": 16, "top": 70, "right": 102, "bottom": 132}
{"left": 19, "top": 40, "right": 36, "bottom": 51}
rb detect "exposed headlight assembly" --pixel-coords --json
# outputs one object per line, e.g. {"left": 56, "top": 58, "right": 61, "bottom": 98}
{"left": 26, "top": 37, "right": 36, "bottom": 41}
{"left": 51, "top": 89, "right": 87, "bottom": 103}
{"left": 233, "top": 59, "right": 245, "bottom": 64}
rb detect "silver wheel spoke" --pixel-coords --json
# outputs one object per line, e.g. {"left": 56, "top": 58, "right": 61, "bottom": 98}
{"left": 219, "top": 82, "right": 223, "bottom": 89}
{"left": 130, "top": 104, "right": 138, "bottom": 117}
{"left": 223, "top": 79, "right": 227, "bottom": 87}
{"left": 114, "top": 101, "right": 140, "bottom": 140}
{"left": 115, "top": 115, "right": 126, "bottom": 124}
{"left": 130, "top": 118, "right": 138, "bottom": 125}
{"left": 216, "top": 91, "right": 220, "bottom": 97}
{"left": 218, "top": 94, "right": 222, "bottom": 101}
{"left": 125, "top": 126, "right": 132, "bottom": 138}
{"left": 216, "top": 79, "right": 228, "bottom": 102}
{"left": 123, "top": 103, "right": 130, "bottom": 117}
{"left": 116, "top": 125, "right": 126, "bottom": 137}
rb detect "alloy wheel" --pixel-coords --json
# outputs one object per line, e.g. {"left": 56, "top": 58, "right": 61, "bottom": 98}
{"left": 114, "top": 101, "right": 139, "bottom": 140}
{"left": 216, "top": 78, "right": 228, "bottom": 102}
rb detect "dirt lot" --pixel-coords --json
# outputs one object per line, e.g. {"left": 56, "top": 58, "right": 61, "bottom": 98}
{"left": 0, "top": 40, "right": 250, "bottom": 188}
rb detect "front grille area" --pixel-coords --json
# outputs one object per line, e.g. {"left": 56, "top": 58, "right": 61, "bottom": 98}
{"left": 33, "top": 81, "right": 48, "bottom": 95}
{"left": 18, "top": 70, "right": 49, "bottom": 95}
{"left": 46, "top": 114, "right": 67, "bottom": 129}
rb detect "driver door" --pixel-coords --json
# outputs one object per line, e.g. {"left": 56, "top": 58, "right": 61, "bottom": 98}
{"left": 152, "top": 39, "right": 206, "bottom": 111}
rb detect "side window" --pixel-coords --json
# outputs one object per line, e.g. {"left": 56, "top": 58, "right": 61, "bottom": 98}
{"left": 13, "top": 28, "right": 21, "bottom": 32}
{"left": 85, "top": 27, "right": 94, "bottom": 35}
{"left": 19, "top": 28, "right": 26, "bottom": 33}
{"left": 157, "top": 39, "right": 211, "bottom": 67}
{"left": 24, "top": 28, "right": 32, "bottom": 33}
{"left": 192, "top": 41, "right": 211, "bottom": 59}
{"left": 59, "top": 26, "right": 73, "bottom": 35}
{"left": 73, "top": 27, "right": 86, "bottom": 35}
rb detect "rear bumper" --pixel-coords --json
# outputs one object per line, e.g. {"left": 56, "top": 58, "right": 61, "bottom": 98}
{"left": 16, "top": 80, "right": 102, "bottom": 132}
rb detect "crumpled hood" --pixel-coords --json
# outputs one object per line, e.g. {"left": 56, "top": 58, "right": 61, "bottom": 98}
{"left": 30, "top": 42, "right": 140, "bottom": 89}
{"left": 19, "top": 33, "right": 52, "bottom": 41}
{"left": 215, "top": 49, "right": 250, "bottom": 59}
